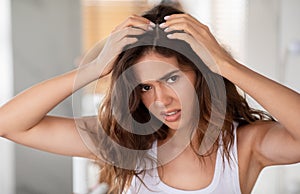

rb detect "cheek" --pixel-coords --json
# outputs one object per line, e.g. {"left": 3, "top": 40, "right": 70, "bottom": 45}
{"left": 173, "top": 81, "right": 196, "bottom": 99}
{"left": 171, "top": 81, "right": 197, "bottom": 110}
{"left": 179, "top": 90, "right": 196, "bottom": 110}
{"left": 140, "top": 95, "right": 161, "bottom": 120}
{"left": 140, "top": 94, "right": 152, "bottom": 109}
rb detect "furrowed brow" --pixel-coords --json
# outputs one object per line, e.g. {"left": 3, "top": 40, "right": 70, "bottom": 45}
{"left": 138, "top": 70, "right": 181, "bottom": 84}
{"left": 158, "top": 70, "right": 180, "bottom": 81}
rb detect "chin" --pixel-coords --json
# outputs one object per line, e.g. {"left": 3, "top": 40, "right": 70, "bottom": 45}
{"left": 164, "top": 122, "right": 180, "bottom": 130}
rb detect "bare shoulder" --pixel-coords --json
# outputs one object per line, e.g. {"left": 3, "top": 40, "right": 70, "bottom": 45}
{"left": 236, "top": 120, "right": 282, "bottom": 166}
{"left": 237, "top": 120, "right": 278, "bottom": 146}
{"left": 236, "top": 120, "right": 300, "bottom": 193}
{"left": 236, "top": 120, "right": 278, "bottom": 193}
{"left": 235, "top": 120, "right": 269, "bottom": 170}
{"left": 239, "top": 120, "right": 300, "bottom": 165}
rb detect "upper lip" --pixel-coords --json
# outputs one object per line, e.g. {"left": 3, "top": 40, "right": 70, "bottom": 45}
{"left": 160, "top": 109, "right": 180, "bottom": 116}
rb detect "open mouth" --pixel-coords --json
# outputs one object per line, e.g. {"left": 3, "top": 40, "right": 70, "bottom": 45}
{"left": 161, "top": 110, "right": 181, "bottom": 122}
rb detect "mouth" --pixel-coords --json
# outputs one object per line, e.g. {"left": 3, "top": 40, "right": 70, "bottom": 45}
{"left": 160, "top": 109, "right": 181, "bottom": 122}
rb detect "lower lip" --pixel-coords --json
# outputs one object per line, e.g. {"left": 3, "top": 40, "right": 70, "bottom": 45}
{"left": 163, "top": 110, "right": 181, "bottom": 122}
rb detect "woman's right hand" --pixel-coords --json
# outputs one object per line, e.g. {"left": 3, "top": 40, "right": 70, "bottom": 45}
{"left": 0, "top": 15, "right": 155, "bottom": 160}
{"left": 81, "top": 15, "right": 155, "bottom": 80}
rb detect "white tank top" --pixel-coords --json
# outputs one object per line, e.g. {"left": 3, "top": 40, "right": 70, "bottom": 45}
{"left": 126, "top": 125, "right": 242, "bottom": 194}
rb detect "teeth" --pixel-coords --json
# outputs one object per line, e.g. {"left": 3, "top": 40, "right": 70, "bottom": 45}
{"left": 165, "top": 111, "right": 178, "bottom": 116}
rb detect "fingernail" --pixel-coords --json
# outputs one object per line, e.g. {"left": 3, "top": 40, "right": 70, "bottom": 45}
{"left": 164, "top": 27, "right": 170, "bottom": 32}
{"left": 149, "top": 22, "right": 156, "bottom": 28}
{"left": 148, "top": 26, "right": 154, "bottom": 31}
{"left": 167, "top": 34, "right": 173, "bottom": 38}
{"left": 159, "top": 23, "right": 166, "bottom": 28}
{"left": 164, "top": 16, "right": 170, "bottom": 20}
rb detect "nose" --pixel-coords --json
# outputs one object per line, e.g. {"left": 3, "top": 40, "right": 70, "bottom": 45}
{"left": 153, "top": 83, "right": 172, "bottom": 108}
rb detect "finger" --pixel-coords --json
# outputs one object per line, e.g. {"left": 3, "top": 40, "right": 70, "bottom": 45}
{"left": 163, "top": 16, "right": 194, "bottom": 29}
{"left": 114, "top": 15, "right": 155, "bottom": 32}
{"left": 102, "top": 27, "right": 144, "bottom": 60}
{"left": 116, "top": 21, "right": 154, "bottom": 33}
{"left": 164, "top": 14, "right": 205, "bottom": 27}
{"left": 105, "top": 27, "right": 143, "bottom": 53}
{"left": 163, "top": 22, "right": 203, "bottom": 40}
{"left": 119, "top": 36, "right": 139, "bottom": 48}
{"left": 111, "top": 26, "right": 147, "bottom": 43}
{"left": 168, "top": 32, "right": 219, "bottom": 73}
{"left": 102, "top": 36, "right": 138, "bottom": 62}
{"left": 95, "top": 35, "right": 139, "bottom": 73}
{"left": 167, "top": 32, "right": 195, "bottom": 45}
{"left": 161, "top": 14, "right": 209, "bottom": 35}
{"left": 97, "top": 27, "right": 143, "bottom": 59}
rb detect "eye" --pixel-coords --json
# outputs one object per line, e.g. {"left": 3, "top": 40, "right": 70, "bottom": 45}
{"left": 166, "top": 75, "right": 179, "bottom": 83}
{"left": 140, "top": 84, "right": 152, "bottom": 92}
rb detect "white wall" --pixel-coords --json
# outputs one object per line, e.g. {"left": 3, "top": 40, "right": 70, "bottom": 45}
{"left": 0, "top": 0, "right": 15, "bottom": 193}
{"left": 11, "top": 0, "right": 82, "bottom": 193}
{"left": 279, "top": 0, "right": 300, "bottom": 92}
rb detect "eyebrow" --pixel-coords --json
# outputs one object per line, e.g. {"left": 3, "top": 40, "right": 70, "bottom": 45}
{"left": 138, "top": 69, "right": 181, "bottom": 85}
{"left": 158, "top": 70, "right": 180, "bottom": 81}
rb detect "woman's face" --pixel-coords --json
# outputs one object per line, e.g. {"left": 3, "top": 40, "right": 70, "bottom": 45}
{"left": 133, "top": 52, "right": 197, "bottom": 131}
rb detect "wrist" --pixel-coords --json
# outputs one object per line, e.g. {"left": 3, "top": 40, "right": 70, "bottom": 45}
{"left": 218, "top": 58, "right": 241, "bottom": 80}
{"left": 73, "top": 61, "right": 101, "bottom": 91}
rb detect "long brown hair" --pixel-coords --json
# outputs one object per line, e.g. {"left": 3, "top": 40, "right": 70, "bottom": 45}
{"left": 95, "top": 4, "right": 273, "bottom": 193}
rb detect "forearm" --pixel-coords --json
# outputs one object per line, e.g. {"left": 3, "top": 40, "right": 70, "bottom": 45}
{"left": 222, "top": 61, "right": 300, "bottom": 138}
{"left": 0, "top": 63, "right": 99, "bottom": 136}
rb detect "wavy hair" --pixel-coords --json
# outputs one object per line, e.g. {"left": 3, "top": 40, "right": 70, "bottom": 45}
{"left": 95, "top": 4, "right": 273, "bottom": 193}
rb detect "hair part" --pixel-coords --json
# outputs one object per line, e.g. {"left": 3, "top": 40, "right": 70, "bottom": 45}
{"left": 94, "top": 4, "right": 274, "bottom": 193}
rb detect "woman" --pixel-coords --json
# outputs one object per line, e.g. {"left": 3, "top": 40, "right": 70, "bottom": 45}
{"left": 0, "top": 4, "right": 300, "bottom": 194}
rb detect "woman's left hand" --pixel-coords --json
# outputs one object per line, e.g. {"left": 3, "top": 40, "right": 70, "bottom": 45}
{"left": 160, "top": 14, "right": 236, "bottom": 75}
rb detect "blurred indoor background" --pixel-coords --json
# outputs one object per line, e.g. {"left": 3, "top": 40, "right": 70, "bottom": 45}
{"left": 0, "top": 0, "right": 299, "bottom": 194}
